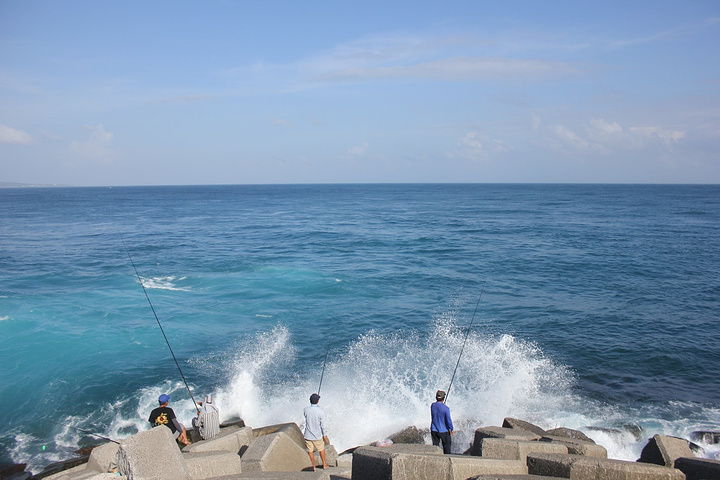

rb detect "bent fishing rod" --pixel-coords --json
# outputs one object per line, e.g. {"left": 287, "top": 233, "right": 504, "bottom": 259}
{"left": 446, "top": 287, "right": 484, "bottom": 402}
{"left": 118, "top": 232, "right": 199, "bottom": 411}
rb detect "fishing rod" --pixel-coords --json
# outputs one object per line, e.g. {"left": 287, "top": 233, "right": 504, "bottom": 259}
{"left": 70, "top": 426, "right": 120, "bottom": 445}
{"left": 446, "top": 288, "right": 484, "bottom": 402}
{"left": 118, "top": 232, "right": 199, "bottom": 411}
{"left": 317, "top": 348, "right": 329, "bottom": 395}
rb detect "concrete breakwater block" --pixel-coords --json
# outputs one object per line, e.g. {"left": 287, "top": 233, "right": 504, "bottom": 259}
{"left": 252, "top": 423, "right": 307, "bottom": 451}
{"left": 501, "top": 418, "right": 547, "bottom": 437}
{"left": 476, "top": 438, "right": 568, "bottom": 462}
{"left": 336, "top": 452, "right": 353, "bottom": 468}
{"left": 85, "top": 442, "right": 119, "bottom": 473}
{"left": 184, "top": 450, "right": 243, "bottom": 479}
{"left": 312, "top": 444, "right": 339, "bottom": 467}
{"left": 638, "top": 434, "right": 696, "bottom": 467}
{"left": 539, "top": 435, "right": 607, "bottom": 458}
{"left": 470, "top": 427, "right": 539, "bottom": 456}
{"left": 37, "top": 464, "right": 98, "bottom": 479}
{"left": 387, "top": 425, "right": 426, "bottom": 444}
{"left": 369, "top": 444, "right": 444, "bottom": 455}
{"left": 690, "top": 430, "right": 720, "bottom": 444}
{"left": 352, "top": 445, "right": 526, "bottom": 480}
{"left": 448, "top": 456, "right": 527, "bottom": 479}
{"left": 469, "top": 476, "right": 560, "bottom": 480}
{"left": 674, "top": 456, "right": 720, "bottom": 480}
{"left": 545, "top": 427, "right": 595, "bottom": 443}
{"left": 54, "top": 474, "right": 123, "bottom": 480}
{"left": 241, "top": 431, "right": 312, "bottom": 473}
{"left": 352, "top": 445, "right": 442, "bottom": 480}
{"left": 115, "top": 426, "right": 192, "bottom": 480}
{"left": 33, "top": 456, "right": 91, "bottom": 479}
{"left": 228, "top": 471, "right": 331, "bottom": 479}
{"left": 527, "top": 452, "right": 685, "bottom": 480}
{"left": 183, "top": 425, "right": 253, "bottom": 455}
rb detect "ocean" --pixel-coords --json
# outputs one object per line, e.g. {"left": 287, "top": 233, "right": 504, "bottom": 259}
{"left": 1, "top": 183, "right": 718, "bottom": 473}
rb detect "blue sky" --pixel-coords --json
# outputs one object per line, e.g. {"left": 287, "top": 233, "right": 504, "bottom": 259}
{"left": 1, "top": 1, "right": 719, "bottom": 185}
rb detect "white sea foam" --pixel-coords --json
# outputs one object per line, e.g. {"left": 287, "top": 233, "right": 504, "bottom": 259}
{"left": 139, "top": 276, "right": 190, "bottom": 291}
{"left": 0, "top": 316, "right": 9, "bottom": 322}
{"left": 208, "top": 320, "right": 720, "bottom": 460}
{"left": 27, "top": 320, "right": 718, "bottom": 474}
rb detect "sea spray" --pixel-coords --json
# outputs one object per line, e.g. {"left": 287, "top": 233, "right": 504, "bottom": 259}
{"left": 215, "top": 325, "right": 298, "bottom": 424}
{"left": 213, "top": 317, "right": 580, "bottom": 453}
{"left": 210, "top": 320, "right": 720, "bottom": 460}
{"left": 11, "top": 319, "right": 719, "bottom": 473}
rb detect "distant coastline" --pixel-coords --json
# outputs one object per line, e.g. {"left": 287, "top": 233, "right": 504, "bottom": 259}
{"left": 0, "top": 182, "right": 71, "bottom": 188}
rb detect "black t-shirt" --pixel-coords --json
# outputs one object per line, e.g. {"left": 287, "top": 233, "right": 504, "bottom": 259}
{"left": 148, "top": 406, "right": 178, "bottom": 433}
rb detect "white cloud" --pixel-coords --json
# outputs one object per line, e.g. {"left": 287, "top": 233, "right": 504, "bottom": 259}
{"left": 459, "top": 132, "right": 484, "bottom": 151}
{"left": 347, "top": 142, "right": 369, "bottom": 156}
{"left": 609, "top": 16, "right": 720, "bottom": 49}
{"left": 0, "top": 125, "right": 33, "bottom": 144}
{"left": 548, "top": 118, "right": 685, "bottom": 153}
{"left": 296, "top": 32, "right": 583, "bottom": 85}
{"left": 452, "top": 132, "right": 509, "bottom": 161}
{"left": 589, "top": 118, "right": 623, "bottom": 136}
{"left": 628, "top": 126, "right": 685, "bottom": 147}
{"left": 69, "top": 124, "right": 114, "bottom": 162}
{"left": 552, "top": 125, "right": 595, "bottom": 151}
{"left": 313, "top": 56, "right": 579, "bottom": 83}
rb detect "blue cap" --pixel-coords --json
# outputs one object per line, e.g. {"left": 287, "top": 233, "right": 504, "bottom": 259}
{"left": 158, "top": 394, "right": 170, "bottom": 404}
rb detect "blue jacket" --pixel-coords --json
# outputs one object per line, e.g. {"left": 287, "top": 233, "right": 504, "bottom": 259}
{"left": 430, "top": 401, "right": 454, "bottom": 433}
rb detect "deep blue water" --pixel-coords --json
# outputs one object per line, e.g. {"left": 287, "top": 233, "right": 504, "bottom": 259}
{"left": 1, "top": 184, "right": 719, "bottom": 471}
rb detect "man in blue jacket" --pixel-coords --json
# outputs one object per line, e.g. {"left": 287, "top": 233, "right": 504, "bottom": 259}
{"left": 430, "top": 390, "right": 453, "bottom": 454}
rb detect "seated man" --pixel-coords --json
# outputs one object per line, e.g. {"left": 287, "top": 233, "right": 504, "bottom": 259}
{"left": 192, "top": 395, "right": 220, "bottom": 440}
{"left": 148, "top": 394, "right": 189, "bottom": 445}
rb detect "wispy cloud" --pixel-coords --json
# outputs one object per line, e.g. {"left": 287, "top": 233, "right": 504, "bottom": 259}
{"left": 608, "top": 16, "right": 720, "bottom": 49}
{"left": 0, "top": 125, "right": 33, "bottom": 144}
{"left": 292, "top": 32, "right": 585, "bottom": 86}
{"left": 313, "top": 56, "right": 580, "bottom": 83}
{"left": 69, "top": 124, "right": 114, "bottom": 162}
{"left": 547, "top": 118, "right": 685, "bottom": 153}
{"left": 450, "top": 132, "right": 510, "bottom": 161}
{"left": 347, "top": 142, "right": 369, "bottom": 156}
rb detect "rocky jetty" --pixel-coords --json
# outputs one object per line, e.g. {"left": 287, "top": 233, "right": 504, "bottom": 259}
{"left": 9, "top": 420, "right": 720, "bottom": 480}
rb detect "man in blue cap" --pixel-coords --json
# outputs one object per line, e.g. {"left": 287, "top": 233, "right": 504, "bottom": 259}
{"left": 148, "top": 394, "right": 189, "bottom": 445}
{"left": 430, "top": 390, "right": 453, "bottom": 454}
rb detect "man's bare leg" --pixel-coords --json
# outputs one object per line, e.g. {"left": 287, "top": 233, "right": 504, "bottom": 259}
{"left": 307, "top": 450, "right": 316, "bottom": 471}
{"left": 320, "top": 449, "right": 328, "bottom": 469}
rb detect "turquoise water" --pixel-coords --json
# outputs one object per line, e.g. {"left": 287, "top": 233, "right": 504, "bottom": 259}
{"left": 1, "top": 184, "right": 719, "bottom": 472}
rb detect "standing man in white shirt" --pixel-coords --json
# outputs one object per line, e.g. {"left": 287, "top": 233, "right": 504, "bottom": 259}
{"left": 303, "top": 393, "right": 329, "bottom": 470}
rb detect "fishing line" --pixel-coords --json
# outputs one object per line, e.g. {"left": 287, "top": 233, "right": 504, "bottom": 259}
{"left": 118, "top": 231, "right": 199, "bottom": 411}
{"left": 317, "top": 348, "right": 329, "bottom": 395}
{"left": 446, "top": 287, "right": 484, "bottom": 402}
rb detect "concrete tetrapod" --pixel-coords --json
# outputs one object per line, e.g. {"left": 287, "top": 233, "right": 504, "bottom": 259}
{"left": 527, "top": 452, "right": 685, "bottom": 480}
